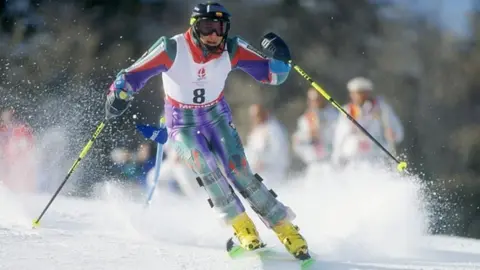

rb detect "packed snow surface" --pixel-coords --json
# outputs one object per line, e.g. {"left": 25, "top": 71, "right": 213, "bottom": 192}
{"left": 1, "top": 164, "right": 480, "bottom": 269}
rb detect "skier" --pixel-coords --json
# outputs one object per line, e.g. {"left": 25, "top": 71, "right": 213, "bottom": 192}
{"left": 104, "top": 2, "right": 310, "bottom": 260}
{"left": 331, "top": 77, "right": 404, "bottom": 167}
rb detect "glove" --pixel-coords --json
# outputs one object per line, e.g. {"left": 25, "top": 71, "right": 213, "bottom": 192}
{"left": 136, "top": 124, "right": 168, "bottom": 144}
{"left": 105, "top": 74, "right": 134, "bottom": 119}
{"left": 105, "top": 89, "right": 133, "bottom": 119}
{"left": 260, "top": 32, "right": 291, "bottom": 63}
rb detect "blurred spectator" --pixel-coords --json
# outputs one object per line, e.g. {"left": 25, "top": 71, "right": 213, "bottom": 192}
{"left": 292, "top": 87, "right": 338, "bottom": 167}
{"left": 110, "top": 142, "right": 156, "bottom": 188}
{"left": 244, "top": 104, "right": 290, "bottom": 186}
{"left": 331, "top": 77, "right": 404, "bottom": 167}
{"left": 0, "top": 108, "right": 37, "bottom": 192}
{"left": 1, "top": 0, "right": 42, "bottom": 45}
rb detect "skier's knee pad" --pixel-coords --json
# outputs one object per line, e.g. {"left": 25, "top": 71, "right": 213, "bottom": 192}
{"left": 196, "top": 168, "right": 244, "bottom": 222}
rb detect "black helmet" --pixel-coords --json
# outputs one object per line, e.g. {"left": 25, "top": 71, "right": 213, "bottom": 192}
{"left": 190, "top": 2, "right": 231, "bottom": 56}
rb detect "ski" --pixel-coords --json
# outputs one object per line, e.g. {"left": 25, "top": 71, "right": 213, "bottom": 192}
{"left": 225, "top": 237, "right": 315, "bottom": 269}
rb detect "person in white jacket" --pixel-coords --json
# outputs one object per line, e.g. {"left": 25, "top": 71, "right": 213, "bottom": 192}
{"left": 292, "top": 88, "right": 339, "bottom": 166}
{"left": 331, "top": 77, "right": 404, "bottom": 167}
{"left": 244, "top": 104, "right": 290, "bottom": 187}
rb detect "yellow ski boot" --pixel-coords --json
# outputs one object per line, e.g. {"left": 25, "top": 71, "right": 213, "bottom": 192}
{"left": 231, "top": 212, "right": 263, "bottom": 250}
{"left": 272, "top": 221, "right": 311, "bottom": 260}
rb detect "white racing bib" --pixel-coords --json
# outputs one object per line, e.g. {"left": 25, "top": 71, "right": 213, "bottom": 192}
{"left": 162, "top": 34, "right": 232, "bottom": 108}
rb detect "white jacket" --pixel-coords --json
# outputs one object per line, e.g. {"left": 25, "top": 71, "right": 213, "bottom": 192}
{"left": 292, "top": 106, "right": 339, "bottom": 164}
{"left": 244, "top": 116, "right": 290, "bottom": 182}
{"left": 332, "top": 96, "right": 404, "bottom": 165}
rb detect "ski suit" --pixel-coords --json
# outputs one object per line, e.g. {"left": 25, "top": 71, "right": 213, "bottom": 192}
{"left": 145, "top": 140, "right": 199, "bottom": 197}
{"left": 109, "top": 29, "right": 295, "bottom": 228}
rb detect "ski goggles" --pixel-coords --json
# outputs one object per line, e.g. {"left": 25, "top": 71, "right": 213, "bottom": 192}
{"left": 195, "top": 18, "right": 229, "bottom": 36}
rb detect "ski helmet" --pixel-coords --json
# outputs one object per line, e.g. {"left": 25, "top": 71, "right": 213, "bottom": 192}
{"left": 190, "top": 2, "right": 231, "bottom": 55}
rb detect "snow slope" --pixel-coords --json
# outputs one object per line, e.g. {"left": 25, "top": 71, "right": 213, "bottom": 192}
{"left": 1, "top": 163, "right": 480, "bottom": 270}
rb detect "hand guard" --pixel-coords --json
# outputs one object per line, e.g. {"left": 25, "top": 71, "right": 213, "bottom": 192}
{"left": 105, "top": 74, "right": 134, "bottom": 119}
{"left": 260, "top": 32, "right": 291, "bottom": 63}
{"left": 136, "top": 124, "right": 168, "bottom": 145}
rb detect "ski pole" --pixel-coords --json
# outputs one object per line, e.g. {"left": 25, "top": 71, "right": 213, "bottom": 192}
{"left": 32, "top": 120, "right": 107, "bottom": 228}
{"left": 288, "top": 61, "right": 407, "bottom": 172}
{"left": 145, "top": 116, "right": 166, "bottom": 206}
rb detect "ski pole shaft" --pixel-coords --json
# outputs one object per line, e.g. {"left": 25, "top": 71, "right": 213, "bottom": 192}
{"left": 145, "top": 116, "right": 166, "bottom": 206}
{"left": 32, "top": 120, "right": 107, "bottom": 228}
{"left": 145, "top": 143, "right": 164, "bottom": 205}
{"left": 288, "top": 61, "right": 407, "bottom": 172}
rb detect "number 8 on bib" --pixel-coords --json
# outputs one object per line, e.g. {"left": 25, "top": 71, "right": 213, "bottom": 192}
{"left": 193, "top": 88, "right": 206, "bottom": 104}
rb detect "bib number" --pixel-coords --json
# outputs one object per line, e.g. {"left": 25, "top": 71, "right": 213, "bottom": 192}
{"left": 193, "top": 88, "right": 206, "bottom": 104}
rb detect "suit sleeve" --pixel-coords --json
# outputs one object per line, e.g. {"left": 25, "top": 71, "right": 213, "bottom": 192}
{"left": 227, "top": 36, "right": 290, "bottom": 85}
{"left": 109, "top": 36, "right": 177, "bottom": 93}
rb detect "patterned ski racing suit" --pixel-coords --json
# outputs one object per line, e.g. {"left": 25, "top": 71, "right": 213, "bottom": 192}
{"left": 109, "top": 29, "right": 294, "bottom": 228}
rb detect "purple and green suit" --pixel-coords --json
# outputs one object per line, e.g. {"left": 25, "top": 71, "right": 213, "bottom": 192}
{"left": 109, "top": 30, "right": 295, "bottom": 228}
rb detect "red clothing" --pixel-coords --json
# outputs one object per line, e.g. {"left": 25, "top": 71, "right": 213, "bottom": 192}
{"left": 0, "top": 122, "right": 36, "bottom": 193}
{"left": 1, "top": 124, "right": 34, "bottom": 158}
{"left": 183, "top": 29, "right": 224, "bottom": 63}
